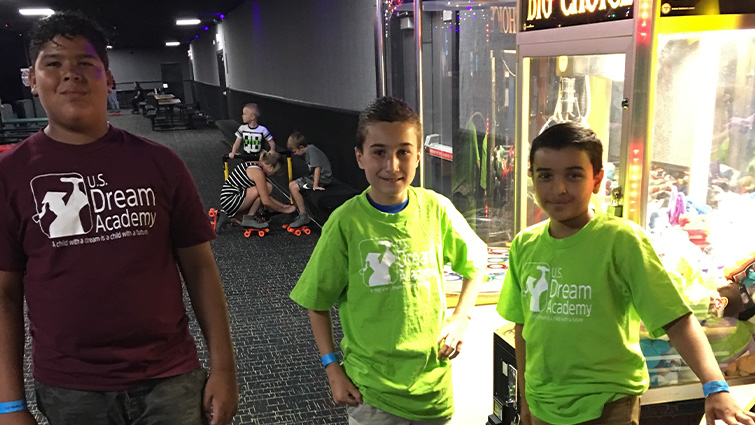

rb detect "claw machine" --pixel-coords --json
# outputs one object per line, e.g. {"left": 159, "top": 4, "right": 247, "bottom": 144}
{"left": 504, "top": 0, "right": 755, "bottom": 422}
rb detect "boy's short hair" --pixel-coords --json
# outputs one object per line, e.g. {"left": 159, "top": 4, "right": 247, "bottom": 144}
{"left": 287, "top": 131, "right": 307, "bottom": 150}
{"left": 29, "top": 10, "right": 109, "bottom": 69}
{"left": 356, "top": 96, "right": 422, "bottom": 151}
{"left": 530, "top": 122, "right": 603, "bottom": 175}
{"left": 260, "top": 150, "right": 285, "bottom": 175}
{"left": 243, "top": 103, "right": 260, "bottom": 118}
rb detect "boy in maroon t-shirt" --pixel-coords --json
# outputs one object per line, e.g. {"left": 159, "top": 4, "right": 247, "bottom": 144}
{"left": 0, "top": 11, "right": 238, "bottom": 425}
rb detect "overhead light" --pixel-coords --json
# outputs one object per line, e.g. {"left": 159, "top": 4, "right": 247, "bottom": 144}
{"left": 176, "top": 18, "right": 200, "bottom": 26}
{"left": 165, "top": 41, "right": 180, "bottom": 47}
{"left": 19, "top": 8, "right": 55, "bottom": 16}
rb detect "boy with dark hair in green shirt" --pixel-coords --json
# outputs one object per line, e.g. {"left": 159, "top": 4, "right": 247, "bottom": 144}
{"left": 498, "top": 122, "right": 755, "bottom": 425}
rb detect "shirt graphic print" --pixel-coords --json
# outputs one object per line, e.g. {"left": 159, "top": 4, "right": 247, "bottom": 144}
{"left": 523, "top": 262, "right": 593, "bottom": 321}
{"left": 31, "top": 173, "right": 93, "bottom": 238}
{"left": 358, "top": 238, "right": 437, "bottom": 289}
{"left": 241, "top": 131, "right": 263, "bottom": 154}
{"left": 30, "top": 171, "right": 157, "bottom": 245}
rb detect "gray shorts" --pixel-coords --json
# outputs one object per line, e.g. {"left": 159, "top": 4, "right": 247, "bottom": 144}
{"left": 35, "top": 368, "right": 208, "bottom": 425}
{"left": 531, "top": 396, "right": 640, "bottom": 425}
{"left": 347, "top": 403, "right": 452, "bottom": 425}
{"left": 294, "top": 175, "right": 331, "bottom": 190}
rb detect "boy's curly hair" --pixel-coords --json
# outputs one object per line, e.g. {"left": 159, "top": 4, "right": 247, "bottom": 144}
{"left": 29, "top": 10, "right": 109, "bottom": 69}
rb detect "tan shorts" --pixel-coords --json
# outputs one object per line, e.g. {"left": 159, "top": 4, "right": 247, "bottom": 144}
{"left": 347, "top": 403, "right": 452, "bottom": 425}
{"left": 532, "top": 395, "right": 640, "bottom": 425}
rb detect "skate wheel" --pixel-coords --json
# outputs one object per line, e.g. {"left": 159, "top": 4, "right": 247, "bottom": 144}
{"left": 244, "top": 229, "right": 252, "bottom": 238}
{"left": 287, "top": 227, "right": 294, "bottom": 233}
{"left": 294, "top": 229, "right": 302, "bottom": 236}
{"left": 303, "top": 227, "right": 311, "bottom": 235}
{"left": 258, "top": 230, "right": 266, "bottom": 237}
{"left": 264, "top": 228, "right": 270, "bottom": 233}
{"left": 282, "top": 224, "right": 289, "bottom": 230}
{"left": 208, "top": 208, "right": 218, "bottom": 218}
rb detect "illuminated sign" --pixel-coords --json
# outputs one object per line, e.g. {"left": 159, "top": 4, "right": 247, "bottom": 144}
{"left": 491, "top": 6, "right": 518, "bottom": 34}
{"left": 522, "top": 0, "right": 633, "bottom": 31}
{"left": 659, "top": 0, "right": 755, "bottom": 16}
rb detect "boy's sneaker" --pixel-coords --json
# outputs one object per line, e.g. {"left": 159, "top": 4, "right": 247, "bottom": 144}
{"left": 241, "top": 215, "right": 269, "bottom": 229}
{"left": 215, "top": 211, "right": 231, "bottom": 233}
{"left": 289, "top": 213, "right": 311, "bottom": 228}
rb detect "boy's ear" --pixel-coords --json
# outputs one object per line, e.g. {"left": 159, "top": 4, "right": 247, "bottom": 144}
{"left": 591, "top": 169, "right": 605, "bottom": 194}
{"left": 354, "top": 147, "right": 365, "bottom": 170}
{"left": 106, "top": 70, "right": 114, "bottom": 94}
{"left": 29, "top": 67, "right": 38, "bottom": 95}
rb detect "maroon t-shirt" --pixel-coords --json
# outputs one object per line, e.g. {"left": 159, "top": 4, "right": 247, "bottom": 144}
{"left": 0, "top": 126, "right": 216, "bottom": 390}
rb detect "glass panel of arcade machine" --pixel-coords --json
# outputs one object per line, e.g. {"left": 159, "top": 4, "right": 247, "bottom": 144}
{"left": 648, "top": 30, "right": 755, "bottom": 388}
{"left": 524, "top": 54, "right": 626, "bottom": 227}
{"left": 417, "top": 1, "right": 518, "bottom": 247}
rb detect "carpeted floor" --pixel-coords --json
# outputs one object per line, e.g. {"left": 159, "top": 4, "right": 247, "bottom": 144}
{"left": 22, "top": 113, "right": 346, "bottom": 424}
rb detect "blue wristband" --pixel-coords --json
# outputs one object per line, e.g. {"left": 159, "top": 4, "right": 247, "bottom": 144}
{"left": 321, "top": 353, "right": 339, "bottom": 367}
{"left": 703, "top": 380, "right": 729, "bottom": 397}
{"left": 0, "top": 399, "right": 27, "bottom": 414}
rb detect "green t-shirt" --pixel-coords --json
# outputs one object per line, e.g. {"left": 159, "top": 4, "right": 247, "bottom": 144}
{"left": 290, "top": 187, "right": 486, "bottom": 420}
{"left": 496, "top": 212, "right": 690, "bottom": 424}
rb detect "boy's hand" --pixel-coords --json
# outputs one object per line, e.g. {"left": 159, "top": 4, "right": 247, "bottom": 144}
{"left": 325, "top": 363, "right": 363, "bottom": 406}
{"left": 203, "top": 369, "right": 239, "bottom": 425}
{"left": 229, "top": 151, "right": 236, "bottom": 159}
{"left": 704, "top": 392, "right": 755, "bottom": 425}
{"left": 436, "top": 314, "right": 471, "bottom": 360}
{"left": 519, "top": 398, "right": 533, "bottom": 425}
{"left": 283, "top": 204, "right": 296, "bottom": 214}
{"left": 313, "top": 185, "right": 325, "bottom": 191}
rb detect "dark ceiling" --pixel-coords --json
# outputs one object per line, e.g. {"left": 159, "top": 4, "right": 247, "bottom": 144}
{"left": 0, "top": 0, "right": 247, "bottom": 50}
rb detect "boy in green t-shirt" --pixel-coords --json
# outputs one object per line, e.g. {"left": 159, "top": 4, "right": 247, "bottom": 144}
{"left": 497, "top": 122, "right": 755, "bottom": 425}
{"left": 290, "top": 97, "right": 487, "bottom": 423}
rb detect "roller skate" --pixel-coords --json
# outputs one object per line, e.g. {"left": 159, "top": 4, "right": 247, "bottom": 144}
{"left": 209, "top": 208, "right": 231, "bottom": 233}
{"left": 283, "top": 213, "right": 312, "bottom": 236}
{"left": 242, "top": 214, "right": 270, "bottom": 238}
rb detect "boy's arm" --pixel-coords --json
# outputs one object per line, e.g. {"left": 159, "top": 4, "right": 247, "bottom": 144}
{"left": 437, "top": 271, "right": 483, "bottom": 360}
{"left": 307, "top": 309, "right": 362, "bottom": 406}
{"left": 176, "top": 243, "right": 239, "bottom": 425}
{"left": 229, "top": 138, "right": 242, "bottom": 158}
{"left": 514, "top": 323, "right": 532, "bottom": 425}
{"left": 312, "top": 167, "right": 324, "bottom": 190}
{"left": 267, "top": 139, "right": 276, "bottom": 154}
{"left": 664, "top": 313, "right": 755, "bottom": 425}
{"left": 0, "top": 271, "right": 38, "bottom": 425}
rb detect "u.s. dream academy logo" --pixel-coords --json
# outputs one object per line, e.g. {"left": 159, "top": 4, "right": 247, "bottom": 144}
{"left": 30, "top": 172, "right": 157, "bottom": 243}
{"left": 523, "top": 262, "right": 594, "bottom": 322}
{"left": 31, "top": 173, "right": 93, "bottom": 238}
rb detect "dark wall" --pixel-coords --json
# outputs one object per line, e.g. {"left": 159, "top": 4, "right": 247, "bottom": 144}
{"left": 193, "top": 81, "right": 226, "bottom": 123}
{"left": 0, "top": 30, "right": 31, "bottom": 105}
{"left": 221, "top": 1, "right": 375, "bottom": 112}
{"left": 227, "top": 89, "right": 368, "bottom": 191}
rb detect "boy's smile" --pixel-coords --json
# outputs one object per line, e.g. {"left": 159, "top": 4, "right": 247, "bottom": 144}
{"left": 29, "top": 35, "right": 111, "bottom": 142}
{"left": 530, "top": 146, "right": 604, "bottom": 238}
{"left": 355, "top": 121, "right": 420, "bottom": 206}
